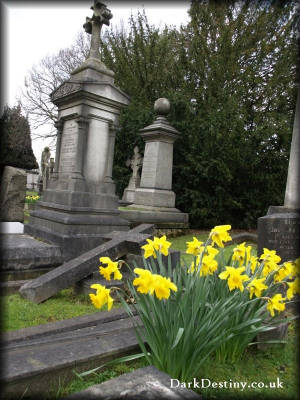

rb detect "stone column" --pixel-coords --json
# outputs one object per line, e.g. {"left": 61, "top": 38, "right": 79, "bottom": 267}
{"left": 72, "top": 116, "right": 89, "bottom": 179}
{"left": 104, "top": 123, "right": 117, "bottom": 194}
{"left": 52, "top": 119, "right": 64, "bottom": 180}
{"left": 284, "top": 92, "right": 299, "bottom": 209}
{"left": 258, "top": 90, "right": 300, "bottom": 263}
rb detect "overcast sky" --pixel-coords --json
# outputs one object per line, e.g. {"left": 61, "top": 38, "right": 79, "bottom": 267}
{"left": 2, "top": 1, "right": 190, "bottom": 165}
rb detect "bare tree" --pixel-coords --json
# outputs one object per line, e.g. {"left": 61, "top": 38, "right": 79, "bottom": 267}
{"left": 20, "top": 32, "right": 90, "bottom": 139}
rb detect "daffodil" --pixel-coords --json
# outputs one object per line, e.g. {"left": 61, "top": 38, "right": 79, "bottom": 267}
{"left": 186, "top": 237, "right": 204, "bottom": 256}
{"left": 133, "top": 268, "right": 155, "bottom": 293}
{"left": 141, "top": 239, "right": 156, "bottom": 259}
{"left": 259, "top": 248, "right": 281, "bottom": 264}
{"left": 210, "top": 225, "right": 232, "bottom": 248}
{"left": 89, "top": 284, "right": 113, "bottom": 310}
{"left": 99, "top": 257, "right": 122, "bottom": 281}
{"left": 200, "top": 255, "right": 218, "bottom": 276}
{"left": 273, "top": 262, "right": 294, "bottom": 282}
{"left": 232, "top": 242, "right": 252, "bottom": 267}
{"left": 266, "top": 293, "right": 286, "bottom": 317}
{"left": 152, "top": 236, "right": 172, "bottom": 256}
{"left": 219, "top": 266, "right": 249, "bottom": 292}
{"left": 250, "top": 256, "right": 258, "bottom": 274}
{"left": 262, "top": 259, "right": 279, "bottom": 277}
{"left": 151, "top": 274, "right": 177, "bottom": 300}
{"left": 247, "top": 278, "right": 268, "bottom": 299}
{"left": 286, "top": 277, "right": 300, "bottom": 300}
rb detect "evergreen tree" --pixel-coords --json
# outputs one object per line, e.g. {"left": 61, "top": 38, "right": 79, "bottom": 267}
{"left": 0, "top": 105, "right": 38, "bottom": 179}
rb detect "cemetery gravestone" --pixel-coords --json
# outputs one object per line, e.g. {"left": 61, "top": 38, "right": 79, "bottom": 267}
{"left": 121, "top": 98, "right": 189, "bottom": 229}
{"left": 258, "top": 92, "right": 300, "bottom": 262}
{"left": 25, "top": 1, "right": 130, "bottom": 260}
{"left": 0, "top": 166, "right": 26, "bottom": 222}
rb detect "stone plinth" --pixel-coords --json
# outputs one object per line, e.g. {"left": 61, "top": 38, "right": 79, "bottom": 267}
{"left": 122, "top": 99, "right": 189, "bottom": 229}
{"left": 0, "top": 166, "right": 26, "bottom": 222}
{"left": 25, "top": 65, "right": 130, "bottom": 260}
{"left": 257, "top": 206, "right": 300, "bottom": 262}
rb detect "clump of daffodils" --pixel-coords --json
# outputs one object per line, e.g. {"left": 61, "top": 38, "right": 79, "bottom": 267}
{"left": 25, "top": 195, "right": 40, "bottom": 203}
{"left": 89, "top": 225, "right": 299, "bottom": 318}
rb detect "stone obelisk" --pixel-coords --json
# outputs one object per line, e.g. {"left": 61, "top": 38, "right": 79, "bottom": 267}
{"left": 25, "top": 2, "right": 130, "bottom": 261}
{"left": 258, "top": 90, "right": 299, "bottom": 262}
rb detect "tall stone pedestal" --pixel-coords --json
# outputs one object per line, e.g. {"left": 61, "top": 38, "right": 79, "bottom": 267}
{"left": 122, "top": 98, "right": 189, "bottom": 230}
{"left": 25, "top": 3, "right": 130, "bottom": 261}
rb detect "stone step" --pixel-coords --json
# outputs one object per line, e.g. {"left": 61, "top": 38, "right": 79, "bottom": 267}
{"left": 2, "top": 308, "right": 140, "bottom": 399}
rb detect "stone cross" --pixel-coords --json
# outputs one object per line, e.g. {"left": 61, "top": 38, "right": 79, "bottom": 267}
{"left": 19, "top": 224, "right": 154, "bottom": 303}
{"left": 126, "top": 146, "right": 143, "bottom": 189}
{"left": 83, "top": 1, "right": 113, "bottom": 60}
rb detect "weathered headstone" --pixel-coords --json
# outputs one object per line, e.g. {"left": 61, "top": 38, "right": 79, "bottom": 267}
{"left": 63, "top": 366, "right": 201, "bottom": 400}
{"left": 258, "top": 91, "right": 300, "bottom": 262}
{"left": 25, "top": 1, "right": 130, "bottom": 260}
{"left": 121, "top": 146, "right": 143, "bottom": 204}
{"left": 0, "top": 166, "right": 26, "bottom": 222}
{"left": 19, "top": 224, "right": 154, "bottom": 303}
{"left": 121, "top": 98, "right": 189, "bottom": 229}
{"left": 40, "top": 146, "right": 51, "bottom": 191}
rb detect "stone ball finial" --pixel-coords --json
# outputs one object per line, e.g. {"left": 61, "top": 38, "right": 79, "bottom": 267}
{"left": 154, "top": 98, "right": 170, "bottom": 116}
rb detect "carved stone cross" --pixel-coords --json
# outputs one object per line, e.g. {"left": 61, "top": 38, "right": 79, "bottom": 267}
{"left": 83, "top": 1, "right": 113, "bottom": 60}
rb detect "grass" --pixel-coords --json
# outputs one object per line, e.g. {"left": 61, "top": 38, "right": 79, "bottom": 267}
{"left": 2, "top": 289, "right": 100, "bottom": 331}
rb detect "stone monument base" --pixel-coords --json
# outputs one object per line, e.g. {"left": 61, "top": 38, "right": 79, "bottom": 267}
{"left": 257, "top": 206, "right": 300, "bottom": 262}
{"left": 25, "top": 189, "right": 129, "bottom": 261}
{"left": 120, "top": 204, "right": 189, "bottom": 230}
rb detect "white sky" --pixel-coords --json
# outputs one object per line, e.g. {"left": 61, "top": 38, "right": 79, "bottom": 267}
{"left": 2, "top": 1, "right": 190, "bottom": 165}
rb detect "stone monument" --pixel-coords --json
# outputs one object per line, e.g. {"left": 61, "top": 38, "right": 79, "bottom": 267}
{"left": 121, "top": 98, "right": 189, "bottom": 229}
{"left": 25, "top": 1, "right": 130, "bottom": 260}
{"left": 258, "top": 91, "right": 299, "bottom": 262}
{"left": 40, "top": 147, "right": 51, "bottom": 191}
{"left": 0, "top": 166, "right": 26, "bottom": 222}
{"left": 121, "top": 146, "right": 143, "bottom": 204}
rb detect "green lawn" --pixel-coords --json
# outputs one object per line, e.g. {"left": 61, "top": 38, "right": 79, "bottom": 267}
{"left": 2, "top": 289, "right": 99, "bottom": 331}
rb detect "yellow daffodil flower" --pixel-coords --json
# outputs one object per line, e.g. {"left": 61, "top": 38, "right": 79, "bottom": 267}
{"left": 200, "top": 255, "right": 218, "bottom": 276}
{"left": 133, "top": 268, "right": 155, "bottom": 294}
{"left": 151, "top": 275, "right": 177, "bottom": 300}
{"left": 152, "top": 235, "right": 172, "bottom": 256}
{"left": 266, "top": 293, "right": 286, "bottom": 317}
{"left": 259, "top": 248, "right": 281, "bottom": 264}
{"left": 186, "top": 237, "right": 204, "bottom": 256}
{"left": 210, "top": 225, "right": 232, "bottom": 248}
{"left": 262, "top": 259, "right": 279, "bottom": 277}
{"left": 286, "top": 277, "right": 300, "bottom": 300}
{"left": 89, "top": 284, "right": 113, "bottom": 310}
{"left": 232, "top": 242, "right": 252, "bottom": 267}
{"left": 247, "top": 278, "right": 268, "bottom": 299}
{"left": 250, "top": 256, "right": 258, "bottom": 274}
{"left": 99, "top": 257, "right": 122, "bottom": 281}
{"left": 273, "top": 262, "right": 294, "bottom": 282}
{"left": 219, "top": 266, "right": 249, "bottom": 292}
{"left": 141, "top": 239, "right": 157, "bottom": 259}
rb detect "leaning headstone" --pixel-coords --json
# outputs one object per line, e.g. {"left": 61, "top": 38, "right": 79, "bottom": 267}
{"left": 121, "top": 146, "right": 143, "bottom": 204}
{"left": 62, "top": 366, "right": 201, "bottom": 400}
{"left": 121, "top": 98, "right": 189, "bottom": 230}
{"left": 258, "top": 91, "right": 300, "bottom": 262}
{"left": 25, "top": 2, "right": 130, "bottom": 260}
{"left": 0, "top": 166, "right": 26, "bottom": 222}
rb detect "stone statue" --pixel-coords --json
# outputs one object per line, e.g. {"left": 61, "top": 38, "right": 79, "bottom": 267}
{"left": 40, "top": 147, "right": 51, "bottom": 191}
{"left": 126, "top": 146, "right": 143, "bottom": 189}
{"left": 83, "top": 1, "right": 113, "bottom": 60}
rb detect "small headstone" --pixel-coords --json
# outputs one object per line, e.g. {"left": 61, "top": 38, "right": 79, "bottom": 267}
{"left": 62, "top": 365, "right": 201, "bottom": 400}
{"left": 0, "top": 166, "right": 26, "bottom": 222}
{"left": 0, "top": 222, "right": 24, "bottom": 234}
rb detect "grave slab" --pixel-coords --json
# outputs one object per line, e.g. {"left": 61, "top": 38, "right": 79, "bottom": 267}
{"left": 63, "top": 365, "right": 201, "bottom": 400}
{"left": 19, "top": 224, "right": 154, "bottom": 303}
{"left": 1, "top": 308, "right": 140, "bottom": 399}
{"left": 0, "top": 233, "right": 63, "bottom": 272}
